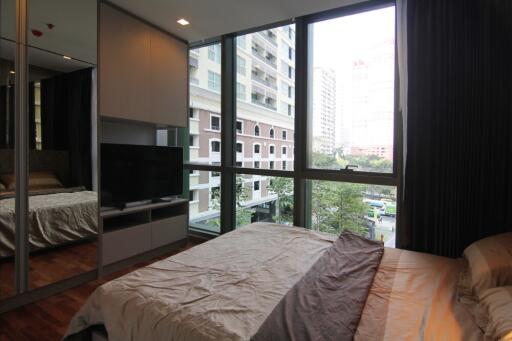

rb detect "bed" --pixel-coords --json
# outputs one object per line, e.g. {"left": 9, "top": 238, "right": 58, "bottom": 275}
{"left": 0, "top": 189, "right": 98, "bottom": 258}
{"left": 65, "top": 223, "right": 485, "bottom": 340}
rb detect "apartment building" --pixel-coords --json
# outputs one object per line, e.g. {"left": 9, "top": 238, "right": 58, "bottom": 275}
{"left": 188, "top": 25, "right": 296, "bottom": 230}
{"left": 312, "top": 67, "right": 337, "bottom": 155}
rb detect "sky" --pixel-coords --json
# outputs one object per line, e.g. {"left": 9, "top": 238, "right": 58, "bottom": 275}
{"left": 311, "top": 6, "right": 396, "bottom": 147}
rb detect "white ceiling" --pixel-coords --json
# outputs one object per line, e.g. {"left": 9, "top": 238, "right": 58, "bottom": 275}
{"left": 108, "top": 0, "right": 364, "bottom": 43}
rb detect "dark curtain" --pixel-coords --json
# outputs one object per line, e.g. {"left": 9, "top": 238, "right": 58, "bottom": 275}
{"left": 402, "top": 0, "right": 512, "bottom": 257}
{"left": 28, "top": 82, "right": 36, "bottom": 149}
{"left": 41, "top": 68, "right": 93, "bottom": 189}
{"left": 0, "top": 86, "right": 7, "bottom": 149}
{"left": 0, "top": 85, "right": 15, "bottom": 149}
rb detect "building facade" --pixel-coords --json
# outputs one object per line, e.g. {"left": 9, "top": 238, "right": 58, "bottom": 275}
{"left": 188, "top": 25, "right": 296, "bottom": 230}
{"left": 312, "top": 67, "right": 336, "bottom": 155}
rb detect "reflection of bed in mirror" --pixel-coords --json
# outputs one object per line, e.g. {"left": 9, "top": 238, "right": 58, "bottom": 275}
{"left": 0, "top": 149, "right": 98, "bottom": 258}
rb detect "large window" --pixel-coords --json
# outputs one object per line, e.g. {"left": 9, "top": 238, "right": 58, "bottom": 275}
{"left": 188, "top": 43, "right": 223, "bottom": 233}
{"left": 308, "top": 6, "right": 395, "bottom": 173}
{"left": 186, "top": 4, "right": 398, "bottom": 239}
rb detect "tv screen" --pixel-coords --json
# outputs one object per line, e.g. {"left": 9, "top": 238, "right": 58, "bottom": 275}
{"left": 101, "top": 143, "right": 183, "bottom": 207}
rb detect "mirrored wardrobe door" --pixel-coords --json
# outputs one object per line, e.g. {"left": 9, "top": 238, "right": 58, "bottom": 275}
{"left": 27, "top": 0, "right": 98, "bottom": 290}
{"left": 0, "top": 0, "right": 17, "bottom": 300}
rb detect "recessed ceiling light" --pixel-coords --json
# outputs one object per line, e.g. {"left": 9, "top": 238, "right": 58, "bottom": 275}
{"left": 63, "top": 55, "right": 71, "bottom": 60}
{"left": 177, "top": 18, "right": 189, "bottom": 26}
{"left": 9, "top": 70, "right": 15, "bottom": 74}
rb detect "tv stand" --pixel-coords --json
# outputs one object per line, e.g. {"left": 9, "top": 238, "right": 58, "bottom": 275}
{"left": 100, "top": 198, "right": 188, "bottom": 274}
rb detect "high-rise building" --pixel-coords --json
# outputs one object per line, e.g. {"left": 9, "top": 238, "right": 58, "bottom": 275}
{"left": 188, "top": 26, "right": 296, "bottom": 230}
{"left": 312, "top": 67, "right": 336, "bottom": 155}
{"left": 348, "top": 38, "right": 394, "bottom": 160}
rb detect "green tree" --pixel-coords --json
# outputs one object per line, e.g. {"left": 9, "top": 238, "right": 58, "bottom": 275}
{"left": 236, "top": 175, "right": 255, "bottom": 227}
{"left": 311, "top": 181, "right": 368, "bottom": 236}
{"left": 267, "top": 177, "right": 293, "bottom": 224}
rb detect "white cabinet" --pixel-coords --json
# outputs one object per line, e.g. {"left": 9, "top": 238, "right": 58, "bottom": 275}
{"left": 101, "top": 200, "right": 188, "bottom": 267}
{"left": 100, "top": 4, "right": 187, "bottom": 127}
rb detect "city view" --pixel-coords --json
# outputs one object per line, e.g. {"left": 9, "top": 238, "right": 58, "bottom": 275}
{"left": 188, "top": 6, "right": 396, "bottom": 246}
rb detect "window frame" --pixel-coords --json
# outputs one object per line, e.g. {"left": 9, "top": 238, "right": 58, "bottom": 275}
{"left": 185, "top": 0, "right": 400, "bottom": 238}
{"left": 210, "top": 114, "right": 221, "bottom": 131}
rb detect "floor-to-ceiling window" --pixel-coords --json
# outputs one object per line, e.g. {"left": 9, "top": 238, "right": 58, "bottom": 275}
{"left": 305, "top": 4, "right": 397, "bottom": 246}
{"left": 187, "top": 43, "right": 223, "bottom": 233}
{"left": 234, "top": 25, "right": 296, "bottom": 228}
{"left": 186, "top": 1, "right": 398, "bottom": 243}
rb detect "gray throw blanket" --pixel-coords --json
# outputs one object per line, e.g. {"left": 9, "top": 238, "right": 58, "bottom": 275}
{"left": 251, "top": 232, "right": 384, "bottom": 341}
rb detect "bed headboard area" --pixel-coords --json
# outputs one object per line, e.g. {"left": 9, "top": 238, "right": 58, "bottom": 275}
{"left": 0, "top": 149, "right": 70, "bottom": 186}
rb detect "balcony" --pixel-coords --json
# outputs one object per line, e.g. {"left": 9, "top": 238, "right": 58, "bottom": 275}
{"left": 251, "top": 72, "right": 277, "bottom": 90}
{"left": 258, "top": 30, "right": 277, "bottom": 47}
{"left": 251, "top": 95, "right": 277, "bottom": 111}
{"left": 189, "top": 55, "right": 199, "bottom": 68}
{"left": 189, "top": 77, "right": 199, "bottom": 85}
{"left": 251, "top": 45, "right": 277, "bottom": 69}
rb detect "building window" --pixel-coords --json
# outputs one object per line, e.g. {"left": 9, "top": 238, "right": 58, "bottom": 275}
{"left": 254, "top": 161, "right": 260, "bottom": 169}
{"left": 288, "top": 66, "right": 294, "bottom": 79}
{"left": 282, "top": 161, "right": 287, "bottom": 170}
{"left": 269, "top": 161, "right": 275, "bottom": 169}
{"left": 236, "top": 161, "right": 243, "bottom": 167}
{"left": 236, "top": 82, "right": 246, "bottom": 101}
{"left": 282, "top": 130, "right": 287, "bottom": 140}
{"left": 208, "top": 44, "right": 221, "bottom": 63}
{"left": 208, "top": 71, "right": 221, "bottom": 92}
{"left": 210, "top": 115, "right": 220, "bottom": 131}
{"left": 269, "top": 145, "right": 275, "bottom": 154}
{"left": 211, "top": 140, "right": 220, "bottom": 153}
{"left": 288, "top": 104, "right": 293, "bottom": 116}
{"left": 254, "top": 125, "right": 260, "bottom": 136}
{"left": 236, "top": 120, "right": 243, "bottom": 134}
{"left": 254, "top": 181, "right": 260, "bottom": 191}
{"left": 189, "top": 108, "right": 198, "bottom": 118}
{"left": 237, "top": 35, "right": 246, "bottom": 49}
{"left": 189, "top": 135, "right": 197, "bottom": 147}
{"left": 236, "top": 142, "right": 243, "bottom": 153}
{"left": 282, "top": 146, "right": 287, "bottom": 156}
{"left": 237, "top": 56, "right": 246, "bottom": 75}
{"left": 270, "top": 128, "right": 275, "bottom": 138}
{"left": 254, "top": 144, "right": 261, "bottom": 154}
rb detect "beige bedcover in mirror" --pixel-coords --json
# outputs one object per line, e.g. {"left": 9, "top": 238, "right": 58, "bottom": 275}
{"left": 66, "top": 223, "right": 483, "bottom": 341}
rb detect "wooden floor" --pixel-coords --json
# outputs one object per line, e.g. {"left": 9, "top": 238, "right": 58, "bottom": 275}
{"left": 0, "top": 241, "right": 198, "bottom": 341}
{"left": 0, "top": 241, "right": 98, "bottom": 299}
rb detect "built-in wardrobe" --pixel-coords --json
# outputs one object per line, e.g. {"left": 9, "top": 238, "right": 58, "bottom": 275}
{"left": 0, "top": 0, "right": 188, "bottom": 312}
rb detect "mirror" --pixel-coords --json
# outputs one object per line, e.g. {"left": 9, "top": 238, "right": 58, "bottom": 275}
{"left": 27, "top": 0, "right": 98, "bottom": 289}
{"left": 0, "top": 0, "right": 16, "bottom": 300}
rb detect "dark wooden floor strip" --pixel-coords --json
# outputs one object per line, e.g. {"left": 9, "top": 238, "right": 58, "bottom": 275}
{"left": 0, "top": 241, "right": 198, "bottom": 340}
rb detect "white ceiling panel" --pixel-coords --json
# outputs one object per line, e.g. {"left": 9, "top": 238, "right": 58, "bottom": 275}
{"left": 108, "top": 0, "right": 365, "bottom": 43}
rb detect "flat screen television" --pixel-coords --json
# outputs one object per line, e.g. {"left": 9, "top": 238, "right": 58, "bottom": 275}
{"left": 101, "top": 143, "right": 183, "bottom": 208}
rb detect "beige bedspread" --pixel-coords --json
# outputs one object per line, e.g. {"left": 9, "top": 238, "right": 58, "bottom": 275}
{"left": 66, "top": 223, "right": 483, "bottom": 341}
{"left": 0, "top": 191, "right": 98, "bottom": 257}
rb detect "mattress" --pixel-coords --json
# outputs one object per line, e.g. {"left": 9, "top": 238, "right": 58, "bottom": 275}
{"left": 0, "top": 190, "right": 98, "bottom": 257}
{"left": 66, "top": 223, "right": 483, "bottom": 341}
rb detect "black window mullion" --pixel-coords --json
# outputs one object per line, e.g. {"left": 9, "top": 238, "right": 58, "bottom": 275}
{"left": 294, "top": 17, "right": 307, "bottom": 227}
{"left": 220, "top": 35, "right": 236, "bottom": 234}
